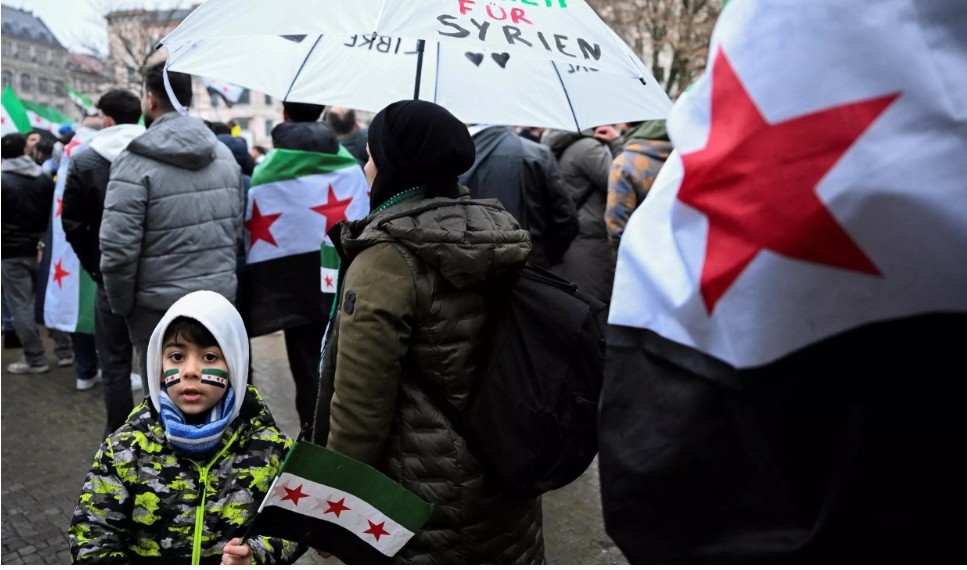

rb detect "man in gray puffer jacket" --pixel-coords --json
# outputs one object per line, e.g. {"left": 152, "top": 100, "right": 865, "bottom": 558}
{"left": 100, "top": 63, "right": 244, "bottom": 386}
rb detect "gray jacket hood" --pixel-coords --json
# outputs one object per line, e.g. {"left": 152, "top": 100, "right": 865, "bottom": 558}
{"left": 340, "top": 196, "right": 532, "bottom": 289}
{"left": 127, "top": 112, "right": 220, "bottom": 170}
{"left": 89, "top": 124, "right": 146, "bottom": 162}
{"left": 1, "top": 155, "right": 44, "bottom": 177}
{"left": 146, "top": 290, "right": 250, "bottom": 422}
{"left": 542, "top": 129, "right": 588, "bottom": 156}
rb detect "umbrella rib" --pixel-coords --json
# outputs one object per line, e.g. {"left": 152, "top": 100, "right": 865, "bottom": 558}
{"left": 283, "top": 34, "right": 324, "bottom": 103}
{"left": 551, "top": 61, "right": 581, "bottom": 132}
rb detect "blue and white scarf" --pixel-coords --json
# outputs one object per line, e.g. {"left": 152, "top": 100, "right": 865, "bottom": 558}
{"left": 159, "top": 386, "right": 237, "bottom": 457}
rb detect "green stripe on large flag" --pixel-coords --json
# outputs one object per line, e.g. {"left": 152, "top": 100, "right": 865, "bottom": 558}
{"left": 251, "top": 147, "right": 359, "bottom": 186}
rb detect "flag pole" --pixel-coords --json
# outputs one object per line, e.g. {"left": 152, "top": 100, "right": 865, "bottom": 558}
{"left": 413, "top": 39, "right": 426, "bottom": 100}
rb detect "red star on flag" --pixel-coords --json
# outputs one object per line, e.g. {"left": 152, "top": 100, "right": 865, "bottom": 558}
{"left": 310, "top": 184, "right": 353, "bottom": 235}
{"left": 246, "top": 201, "right": 282, "bottom": 249}
{"left": 363, "top": 520, "right": 390, "bottom": 542}
{"left": 55, "top": 197, "right": 63, "bottom": 217}
{"left": 52, "top": 258, "right": 70, "bottom": 288}
{"left": 281, "top": 484, "right": 310, "bottom": 506}
{"left": 65, "top": 138, "right": 83, "bottom": 158}
{"left": 323, "top": 275, "right": 334, "bottom": 289}
{"left": 678, "top": 48, "right": 896, "bottom": 313}
{"left": 323, "top": 497, "right": 351, "bottom": 518}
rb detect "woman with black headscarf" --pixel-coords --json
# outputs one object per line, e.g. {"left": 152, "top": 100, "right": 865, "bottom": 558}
{"left": 311, "top": 101, "right": 544, "bottom": 563}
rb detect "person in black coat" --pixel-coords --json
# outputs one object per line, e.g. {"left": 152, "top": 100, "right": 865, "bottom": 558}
{"left": 460, "top": 125, "right": 579, "bottom": 269}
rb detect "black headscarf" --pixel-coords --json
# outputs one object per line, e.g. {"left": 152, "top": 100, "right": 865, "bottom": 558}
{"left": 368, "top": 100, "right": 475, "bottom": 209}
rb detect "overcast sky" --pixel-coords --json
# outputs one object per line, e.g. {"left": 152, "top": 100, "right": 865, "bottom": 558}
{"left": 9, "top": 0, "right": 191, "bottom": 55}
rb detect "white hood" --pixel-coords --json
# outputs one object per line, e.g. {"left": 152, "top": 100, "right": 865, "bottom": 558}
{"left": 88, "top": 123, "right": 146, "bottom": 162}
{"left": 146, "top": 291, "right": 249, "bottom": 421}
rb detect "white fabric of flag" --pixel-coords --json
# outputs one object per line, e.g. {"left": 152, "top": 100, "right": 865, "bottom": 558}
{"left": 609, "top": 0, "right": 967, "bottom": 368}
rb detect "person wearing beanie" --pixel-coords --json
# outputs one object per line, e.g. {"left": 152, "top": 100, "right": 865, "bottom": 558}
{"left": 312, "top": 100, "right": 544, "bottom": 564}
{"left": 68, "top": 291, "right": 304, "bottom": 564}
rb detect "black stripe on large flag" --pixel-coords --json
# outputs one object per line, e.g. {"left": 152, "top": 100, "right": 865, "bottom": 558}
{"left": 241, "top": 252, "right": 335, "bottom": 337}
{"left": 599, "top": 313, "right": 967, "bottom": 564}
{"left": 249, "top": 506, "right": 393, "bottom": 565}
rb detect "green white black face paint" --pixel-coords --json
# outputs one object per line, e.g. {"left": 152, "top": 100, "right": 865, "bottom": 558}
{"left": 200, "top": 368, "right": 229, "bottom": 389}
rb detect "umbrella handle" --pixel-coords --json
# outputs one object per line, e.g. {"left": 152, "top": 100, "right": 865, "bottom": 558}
{"left": 413, "top": 39, "right": 426, "bottom": 100}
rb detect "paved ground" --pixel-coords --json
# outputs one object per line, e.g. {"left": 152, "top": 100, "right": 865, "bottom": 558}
{"left": 1, "top": 330, "right": 626, "bottom": 564}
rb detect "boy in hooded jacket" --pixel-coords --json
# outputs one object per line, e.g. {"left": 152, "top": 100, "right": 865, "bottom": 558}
{"left": 68, "top": 291, "right": 304, "bottom": 564}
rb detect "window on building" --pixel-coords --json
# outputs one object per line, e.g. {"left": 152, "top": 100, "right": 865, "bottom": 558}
{"left": 34, "top": 48, "right": 47, "bottom": 64}
{"left": 127, "top": 67, "right": 138, "bottom": 85}
{"left": 54, "top": 81, "right": 64, "bottom": 96}
{"left": 38, "top": 78, "right": 48, "bottom": 94}
{"left": 1, "top": 71, "right": 11, "bottom": 89}
{"left": 20, "top": 74, "right": 31, "bottom": 93}
{"left": 238, "top": 89, "right": 251, "bottom": 105}
{"left": 265, "top": 119, "right": 274, "bottom": 134}
{"left": 236, "top": 118, "right": 250, "bottom": 131}
{"left": 209, "top": 91, "right": 220, "bottom": 107}
{"left": 264, "top": 94, "right": 272, "bottom": 105}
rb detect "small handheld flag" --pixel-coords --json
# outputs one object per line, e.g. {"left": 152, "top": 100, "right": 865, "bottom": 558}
{"left": 243, "top": 441, "right": 433, "bottom": 564}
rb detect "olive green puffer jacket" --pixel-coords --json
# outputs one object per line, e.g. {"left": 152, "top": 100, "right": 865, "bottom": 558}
{"left": 313, "top": 195, "right": 545, "bottom": 564}
{"left": 69, "top": 386, "right": 303, "bottom": 564}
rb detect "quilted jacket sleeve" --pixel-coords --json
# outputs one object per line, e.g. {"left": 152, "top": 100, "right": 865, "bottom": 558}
{"left": 69, "top": 440, "right": 132, "bottom": 563}
{"left": 99, "top": 152, "right": 147, "bottom": 317}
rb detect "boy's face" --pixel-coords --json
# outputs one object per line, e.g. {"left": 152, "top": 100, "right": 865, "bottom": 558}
{"left": 161, "top": 334, "right": 229, "bottom": 417}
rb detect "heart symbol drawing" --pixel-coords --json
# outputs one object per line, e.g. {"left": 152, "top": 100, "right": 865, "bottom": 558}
{"left": 491, "top": 53, "right": 510, "bottom": 68}
{"left": 465, "top": 52, "right": 484, "bottom": 67}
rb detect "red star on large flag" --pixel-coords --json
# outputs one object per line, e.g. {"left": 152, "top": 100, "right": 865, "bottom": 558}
{"left": 323, "top": 497, "right": 351, "bottom": 518}
{"left": 281, "top": 484, "right": 310, "bottom": 506}
{"left": 363, "top": 520, "right": 390, "bottom": 542}
{"left": 678, "top": 48, "right": 897, "bottom": 313}
{"left": 310, "top": 184, "right": 353, "bottom": 235}
{"left": 246, "top": 201, "right": 282, "bottom": 249}
{"left": 52, "top": 258, "right": 70, "bottom": 288}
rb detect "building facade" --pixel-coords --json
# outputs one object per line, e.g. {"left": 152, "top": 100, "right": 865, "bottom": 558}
{"left": 1, "top": 4, "right": 73, "bottom": 116}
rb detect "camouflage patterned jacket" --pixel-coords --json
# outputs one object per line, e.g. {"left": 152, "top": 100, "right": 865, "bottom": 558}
{"left": 605, "top": 138, "right": 674, "bottom": 250}
{"left": 69, "top": 385, "right": 303, "bottom": 564}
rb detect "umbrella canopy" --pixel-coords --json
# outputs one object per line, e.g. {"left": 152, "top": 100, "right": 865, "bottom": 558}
{"left": 163, "top": 0, "right": 649, "bottom": 78}
{"left": 164, "top": 32, "right": 672, "bottom": 131}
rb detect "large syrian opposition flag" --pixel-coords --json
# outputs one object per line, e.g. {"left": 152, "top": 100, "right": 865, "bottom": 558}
{"left": 600, "top": 0, "right": 967, "bottom": 564}
{"left": 242, "top": 146, "right": 369, "bottom": 336}
{"left": 248, "top": 441, "right": 432, "bottom": 564}
{"left": 44, "top": 131, "right": 97, "bottom": 335}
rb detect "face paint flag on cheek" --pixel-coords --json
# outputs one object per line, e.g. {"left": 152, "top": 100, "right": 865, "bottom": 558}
{"left": 200, "top": 368, "right": 229, "bottom": 389}
{"left": 163, "top": 369, "right": 181, "bottom": 388}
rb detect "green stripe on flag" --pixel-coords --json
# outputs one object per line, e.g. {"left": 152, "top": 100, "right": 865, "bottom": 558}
{"left": 280, "top": 441, "right": 432, "bottom": 532}
{"left": 201, "top": 368, "right": 229, "bottom": 379}
{"left": 251, "top": 147, "right": 359, "bottom": 187}
{"left": 321, "top": 244, "right": 340, "bottom": 270}
{"left": 76, "top": 269, "right": 96, "bottom": 334}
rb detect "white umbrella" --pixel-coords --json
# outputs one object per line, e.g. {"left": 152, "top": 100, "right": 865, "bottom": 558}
{"left": 164, "top": 32, "right": 672, "bottom": 130}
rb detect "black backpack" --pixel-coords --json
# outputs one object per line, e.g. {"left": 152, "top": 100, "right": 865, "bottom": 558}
{"left": 422, "top": 264, "right": 608, "bottom": 498}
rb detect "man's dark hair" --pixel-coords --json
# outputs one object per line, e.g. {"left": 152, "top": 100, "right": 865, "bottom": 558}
{"left": 1, "top": 133, "right": 27, "bottom": 159}
{"left": 143, "top": 62, "right": 193, "bottom": 110}
{"left": 209, "top": 122, "right": 232, "bottom": 135}
{"left": 97, "top": 89, "right": 142, "bottom": 125}
{"left": 327, "top": 108, "right": 356, "bottom": 135}
{"left": 33, "top": 139, "right": 54, "bottom": 158}
{"left": 283, "top": 101, "right": 325, "bottom": 123}
{"left": 252, "top": 145, "right": 267, "bottom": 155}
{"left": 163, "top": 316, "right": 219, "bottom": 348}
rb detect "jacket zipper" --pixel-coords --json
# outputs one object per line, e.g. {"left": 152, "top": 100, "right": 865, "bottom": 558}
{"left": 189, "top": 431, "right": 241, "bottom": 565}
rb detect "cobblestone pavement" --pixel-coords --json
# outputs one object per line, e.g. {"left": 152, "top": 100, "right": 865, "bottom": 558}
{"left": 2, "top": 330, "right": 626, "bottom": 564}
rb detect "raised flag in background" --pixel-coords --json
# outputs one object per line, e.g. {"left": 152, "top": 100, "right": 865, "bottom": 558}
{"left": 247, "top": 441, "right": 432, "bottom": 564}
{"left": 44, "top": 130, "right": 98, "bottom": 334}
{"left": 242, "top": 146, "right": 369, "bottom": 336}
{"left": 1, "top": 86, "right": 31, "bottom": 135}
{"left": 600, "top": 0, "right": 967, "bottom": 564}
{"left": 201, "top": 77, "right": 245, "bottom": 106}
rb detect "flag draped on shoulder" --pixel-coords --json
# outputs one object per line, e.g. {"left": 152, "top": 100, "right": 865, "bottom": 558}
{"left": 600, "top": 0, "right": 967, "bottom": 564}
{"left": 247, "top": 441, "right": 432, "bottom": 564}
{"left": 44, "top": 132, "right": 97, "bottom": 334}
{"left": 242, "top": 145, "right": 369, "bottom": 336}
